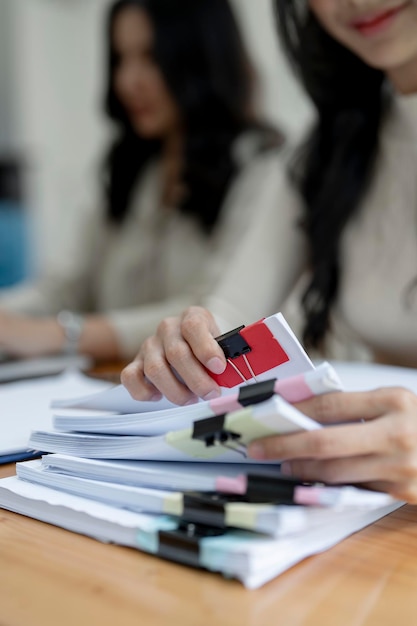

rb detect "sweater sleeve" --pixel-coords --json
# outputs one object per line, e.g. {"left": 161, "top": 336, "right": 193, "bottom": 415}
{"left": 204, "top": 147, "right": 307, "bottom": 330}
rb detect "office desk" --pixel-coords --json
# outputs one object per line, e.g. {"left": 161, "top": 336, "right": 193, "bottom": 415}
{"left": 1, "top": 463, "right": 417, "bottom": 626}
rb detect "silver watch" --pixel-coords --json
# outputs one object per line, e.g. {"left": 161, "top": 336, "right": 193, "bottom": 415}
{"left": 56, "top": 310, "right": 84, "bottom": 354}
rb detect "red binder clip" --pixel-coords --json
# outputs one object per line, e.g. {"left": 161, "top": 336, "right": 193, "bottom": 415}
{"left": 209, "top": 318, "right": 290, "bottom": 388}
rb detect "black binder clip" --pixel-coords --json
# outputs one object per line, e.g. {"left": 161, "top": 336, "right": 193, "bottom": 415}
{"left": 215, "top": 325, "right": 251, "bottom": 359}
{"left": 214, "top": 325, "right": 259, "bottom": 384}
{"left": 244, "top": 473, "right": 308, "bottom": 503}
{"left": 192, "top": 414, "right": 240, "bottom": 447}
{"left": 191, "top": 414, "right": 246, "bottom": 457}
{"left": 181, "top": 492, "right": 245, "bottom": 528}
{"left": 158, "top": 521, "right": 225, "bottom": 568}
{"left": 237, "top": 378, "right": 277, "bottom": 406}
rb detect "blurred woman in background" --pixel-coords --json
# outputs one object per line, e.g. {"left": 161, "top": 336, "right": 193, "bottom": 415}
{"left": 0, "top": 0, "right": 282, "bottom": 361}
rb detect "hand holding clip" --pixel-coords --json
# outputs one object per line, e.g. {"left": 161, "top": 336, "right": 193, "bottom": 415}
{"left": 122, "top": 306, "right": 227, "bottom": 405}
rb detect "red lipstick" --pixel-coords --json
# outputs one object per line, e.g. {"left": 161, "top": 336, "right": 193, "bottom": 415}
{"left": 351, "top": 3, "right": 408, "bottom": 36}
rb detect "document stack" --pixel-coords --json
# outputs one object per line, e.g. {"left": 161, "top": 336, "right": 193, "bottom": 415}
{"left": 0, "top": 313, "right": 403, "bottom": 588}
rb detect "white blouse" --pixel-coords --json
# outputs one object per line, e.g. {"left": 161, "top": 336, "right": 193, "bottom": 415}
{"left": 336, "top": 91, "right": 417, "bottom": 365}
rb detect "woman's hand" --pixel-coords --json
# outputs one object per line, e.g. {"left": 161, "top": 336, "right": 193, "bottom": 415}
{"left": 121, "top": 306, "right": 227, "bottom": 405}
{"left": 248, "top": 387, "right": 417, "bottom": 503}
{"left": 0, "top": 311, "right": 63, "bottom": 357}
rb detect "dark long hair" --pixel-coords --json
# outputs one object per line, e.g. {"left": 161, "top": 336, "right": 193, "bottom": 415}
{"left": 104, "top": 0, "right": 280, "bottom": 232}
{"left": 274, "top": 0, "right": 387, "bottom": 348}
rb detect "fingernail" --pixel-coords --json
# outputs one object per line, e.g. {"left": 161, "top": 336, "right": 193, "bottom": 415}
{"left": 248, "top": 443, "right": 265, "bottom": 460}
{"left": 206, "top": 357, "right": 226, "bottom": 375}
{"left": 280, "top": 461, "right": 292, "bottom": 476}
{"left": 150, "top": 393, "right": 162, "bottom": 402}
{"left": 203, "top": 389, "right": 221, "bottom": 401}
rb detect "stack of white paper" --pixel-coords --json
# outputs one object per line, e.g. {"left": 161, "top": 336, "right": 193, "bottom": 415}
{"left": 0, "top": 312, "right": 412, "bottom": 588}
{"left": 15, "top": 457, "right": 398, "bottom": 537}
{"left": 0, "top": 470, "right": 401, "bottom": 589}
{"left": 27, "top": 393, "right": 322, "bottom": 462}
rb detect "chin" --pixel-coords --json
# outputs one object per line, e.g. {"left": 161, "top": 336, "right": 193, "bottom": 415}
{"left": 131, "top": 118, "right": 162, "bottom": 139}
{"left": 358, "top": 41, "right": 417, "bottom": 72}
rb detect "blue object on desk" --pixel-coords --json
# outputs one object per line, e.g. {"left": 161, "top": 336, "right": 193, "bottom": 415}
{"left": 0, "top": 450, "right": 41, "bottom": 465}
{"left": 0, "top": 200, "right": 29, "bottom": 287}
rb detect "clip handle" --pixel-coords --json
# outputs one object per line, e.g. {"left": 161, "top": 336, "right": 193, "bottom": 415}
{"left": 158, "top": 522, "right": 225, "bottom": 567}
{"left": 215, "top": 325, "right": 251, "bottom": 359}
{"left": 192, "top": 414, "right": 241, "bottom": 448}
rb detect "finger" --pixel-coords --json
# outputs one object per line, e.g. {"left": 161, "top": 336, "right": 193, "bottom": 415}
{"left": 338, "top": 478, "right": 417, "bottom": 504}
{"left": 139, "top": 334, "right": 199, "bottom": 405}
{"left": 284, "top": 457, "right": 416, "bottom": 502}
{"left": 179, "top": 307, "right": 226, "bottom": 375}
{"left": 295, "top": 387, "right": 417, "bottom": 425}
{"left": 248, "top": 418, "right": 392, "bottom": 461}
{"left": 363, "top": 480, "right": 417, "bottom": 503}
{"left": 157, "top": 316, "right": 222, "bottom": 401}
{"left": 121, "top": 354, "right": 163, "bottom": 402}
{"left": 283, "top": 460, "right": 417, "bottom": 503}
{"left": 280, "top": 454, "right": 393, "bottom": 485}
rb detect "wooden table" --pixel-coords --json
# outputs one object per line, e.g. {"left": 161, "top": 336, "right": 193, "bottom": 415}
{"left": 1, "top": 463, "right": 417, "bottom": 626}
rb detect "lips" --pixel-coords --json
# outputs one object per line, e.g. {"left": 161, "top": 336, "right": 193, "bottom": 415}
{"left": 351, "top": 2, "right": 408, "bottom": 35}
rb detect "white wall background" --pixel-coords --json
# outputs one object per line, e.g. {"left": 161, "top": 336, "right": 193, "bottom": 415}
{"left": 230, "top": 0, "right": 312, "bottom": 138}
{"left": 0, "top": 1, "right": 19, "bottom": 154}
{"left": 7, "top": 0, "right": 109, "bottom": 269}
{"left": 3, "top": 0, "right": 312, "bottom": 269}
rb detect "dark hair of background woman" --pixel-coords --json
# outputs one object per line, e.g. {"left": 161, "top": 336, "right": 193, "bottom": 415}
{"left": 104, "top": 0, "right": 281, "bottom": 233}
{"left": 274, "top": 0, "right": 387, "bottom": 349}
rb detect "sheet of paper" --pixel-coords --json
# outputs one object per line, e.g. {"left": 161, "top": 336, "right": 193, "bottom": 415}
{"left": 51, "top": 382, "right": 177, "bottom": 413}
{"left": 27, "top": 430, "right": 269, "bottom": 463}
{"left": 331, "top": 361, "right": 417, "bottom": 393}
{"left": 0, "top": 371, "right": 111, "bottom": 457}
{"left": 40, "top": 454, "right": 278, "bottom": 491}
